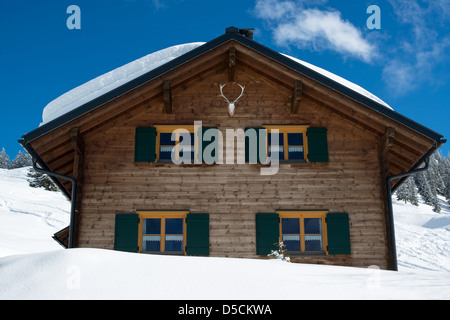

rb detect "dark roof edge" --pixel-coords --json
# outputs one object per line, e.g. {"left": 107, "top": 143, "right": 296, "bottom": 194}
{"left": 21, "top": 27, "right": 444, "bottom": 145}
{"left": 18, "top": 139, "right": 71, "bottom": 200}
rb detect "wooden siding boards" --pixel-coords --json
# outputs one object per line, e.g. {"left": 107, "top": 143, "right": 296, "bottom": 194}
{"left": 72, "top": 72, "right": 390, "bottom": 269}
{"left": 19, "top": 30, "right": 445, "bottom": 270}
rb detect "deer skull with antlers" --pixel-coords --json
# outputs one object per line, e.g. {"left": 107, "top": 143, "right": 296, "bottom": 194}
{"left": 219, "top": 83, "right": 245, "bottom": 117}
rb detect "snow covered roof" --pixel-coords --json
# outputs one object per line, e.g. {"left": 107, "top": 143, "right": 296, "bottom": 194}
{"left": 21, "top": 29, "right": 443, "bottom": 145}
{"left": 41, "top": 43, "right": 206, "bottom": 126}
{"left": 41, "top": 42, "right": 392, "bottom": 126}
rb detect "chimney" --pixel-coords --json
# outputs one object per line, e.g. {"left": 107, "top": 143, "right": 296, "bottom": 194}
{"left": 226, "top": 27, "right": 254, "bottom": 40}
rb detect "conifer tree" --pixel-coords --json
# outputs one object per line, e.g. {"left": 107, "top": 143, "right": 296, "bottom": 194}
{"left": 10, "top": 150, "right": 32, "bottom": 169}
{"left": 0, "top": 148, "right": 10, "bottom": 169}
{"left": 396, "top": 176, "right": 418, "bottom": 206}
{"left": 27, "top": 168, "right": 58, "bottom": 192}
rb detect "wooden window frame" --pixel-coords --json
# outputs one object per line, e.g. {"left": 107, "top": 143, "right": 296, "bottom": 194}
{"left": 277, "top": 211, "right": 328, "bottom": 256}
{"left": 154, "top": 125, "right": 197, "bottom": 163}
{"left": 137, "top": 211, "right": 189, "bottom": 255}
{"left": 263, "top": 125, "right": 309, "bottom": 163}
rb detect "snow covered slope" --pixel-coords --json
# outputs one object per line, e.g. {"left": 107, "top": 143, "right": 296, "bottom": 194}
{"left": 1, "top": 248, "right": 449, "bottom": 300}
{"left": 0, "top": 168, "right": 449, "bottom": 299}
{"left": 0, "top": 167, "right": 69, "bottom": 258}
{"left": 40, "top": 42, "right": 392, "bottom": 126}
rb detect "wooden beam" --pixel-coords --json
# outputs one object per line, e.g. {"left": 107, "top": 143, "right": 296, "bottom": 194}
{"left": 70, "top": 127, "right": 85, "bottom": 156}
{"left": 379, "top": 127, "right": 395, "bottom": 156}
{"left": 378, "top": 127, "right": 396, "bottom": 270}
{"left": 70, "top": 127, "right": 85, "bottom": 248}
{"left": 163, "top": 80, "right": 172, "bottom": 114}
{"left": 291, "top": 80, "right": 303, "bottom": 115}
{"left": 228, "top": 46, "right": 236, "bottom": 83}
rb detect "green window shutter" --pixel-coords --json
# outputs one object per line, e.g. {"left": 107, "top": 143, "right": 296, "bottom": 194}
{"left": 114, "top": 214, "right": 139, "bottom": 253}
{"left": 307, "top": 127, "right": 328, "bottom": 162}
{"left": 135, "top": 127, "right": 157, "bottom": 162}
{"left": 186, "top": 214, "right": 209, "bottom": 256}
{"left": 200, "top": 128, "right": 218, "bottom": 164}
{"left": 255, "top": 213, "right": 280, "bottom": 255}
{"left": 326, "top": 213, "right": 351, "bottom": 255}
{"left": 245, "top": 128, "right": 266, "bottom": 163}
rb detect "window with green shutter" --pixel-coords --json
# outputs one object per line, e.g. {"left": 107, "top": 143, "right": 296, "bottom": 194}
{"left": 186, "top": 214, "right": 210, "bottom": 256}
{"left": 256, "top": 211, "right": 350, "bottom": 257}
{"left": 326, "top": 213, "right": 351, "bottom": 255}
{"left": 255, "top": 214, "right": 280, "bottom": 255}
{"left": 135, "top": 127, "right": 157, "bottom": 162}
{"left": 114, "top": 214, "right": 140, "bottom": 253}
{"left": 264, "top": 126, "right": 308, "bottom": 163}
{"left": 307, "top": 127, "right": 328, "bottom": 163}
{"left": 245, "top": 128, "right": 267, "bottom": 164}
{"left": 125, "top": 211, "right": 210, "bottom": 256}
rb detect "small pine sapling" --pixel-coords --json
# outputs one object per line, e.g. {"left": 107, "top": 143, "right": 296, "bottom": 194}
{"left": 267, "top": 241, "right": 290, "bottom": 262}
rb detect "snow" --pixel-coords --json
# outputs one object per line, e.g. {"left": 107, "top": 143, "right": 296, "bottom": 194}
{"left": 40, "top": 43, "right": 206, "bottom": 126}
{"left": 392, "top": 197, "right": 450, "bottom": 273}
{"left": 0, "top": 168, "right": 69, "bottom": 257}
{"left": 282, "top": 53, "right": 393, "bottom": 110}
{"left": 1, "top": 167, "right": 449, "bottom": 300}
{"left": 40, "top": 42, "right": 392, "bottom": 126}
{"left": 1, "top": 248, "right": 450, "bottom": 300}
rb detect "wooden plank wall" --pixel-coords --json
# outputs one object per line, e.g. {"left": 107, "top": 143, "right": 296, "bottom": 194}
{"left": 78, "top": 71, "right": 389, "bottom": 269}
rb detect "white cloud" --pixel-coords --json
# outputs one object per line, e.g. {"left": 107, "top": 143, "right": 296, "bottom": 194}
{"left": 253, "top": 0, "right": 296, "bottom": 20}
{"left": 254, "top": 0, "right": 376, "bottom": 62}
{"left": 382, "top": 0, "right": 450, "bottom": 95}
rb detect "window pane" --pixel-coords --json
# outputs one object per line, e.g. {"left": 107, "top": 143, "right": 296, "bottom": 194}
{"left": 160, "top": 133, "right": 176, "bottom": 145}
{"left": 288, "top": 133, "right": 303, "bottom": 145}
{"left": 288, "top": 147, "right": 304, "bottom": 160}
{"left": 179, "top": 133, "right": 195, "bottom": 146}
{"left": 166, "top": 218, "right": 183, "bottom": 234}
{"left": 305, "top": 235, "right": 323, "bottom": 251}
{"left": 283, "top": 235, "right": 300, "bottom": 252}
{"left": 159, "top": 146, "right": 174, "bottom": 160}
{"left": 282, "top": 218, "right": 300, "bottom": 234}
{"left": 268, "top": 146, "right": 284, "bottom": 160}
{"left": 304, "top": 218, "right": 322, "bottom": 234}
{"left": 143, "top": 219, "right": 161, "bottom": 234}
{"left": 268, "top": 133, "right": 284, "bottom": 146}
{"left": 179, "top": 146, "right": 195, "bottom": 161}
{"left": 142, "top": 235, "right": 160, "bottom": 252}
{"left": 165, "top": 235, "right": 184, "bottom": 252}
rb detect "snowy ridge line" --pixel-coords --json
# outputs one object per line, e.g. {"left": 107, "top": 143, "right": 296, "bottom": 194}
{"left": 40, "top": 42, "right": 392, "bottom": 126}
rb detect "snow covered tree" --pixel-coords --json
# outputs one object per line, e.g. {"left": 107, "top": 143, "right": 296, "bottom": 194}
{"left": 268, "top": 241, "right": 290, "bottom": 262}
{"left": 10, "top": 150, "right": 32, "bottom": 169}
{"left": 396, "top": 176, "right": 418, "bottom": 206}
{"left": 27, "top": 169, "right": 58, "bottom": 192}
{"left": 0, "top": 148, "right": 10, "bottom": 169}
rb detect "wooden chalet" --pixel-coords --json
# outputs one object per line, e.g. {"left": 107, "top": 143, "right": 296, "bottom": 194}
{"left": 20, "top": 27, "right": 445, "bottom": 271}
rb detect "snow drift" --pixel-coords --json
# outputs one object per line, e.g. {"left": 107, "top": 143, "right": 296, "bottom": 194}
{"left": 1, "top": 248, "right": 449, "bottom": 300}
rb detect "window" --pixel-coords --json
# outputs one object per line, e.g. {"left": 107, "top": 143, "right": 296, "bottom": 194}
{"left": 263, "top": 125, "right": 309, "bottom": 163}
{"left": 278, "top": 211, "right": 328, "bottom": 255}
{"left": 255, "top": 211, "right": 349, "bottom": 257}
{"left": 114, "top": 212, "right": 210, "bottom": 255}
{"left": 137, "top": 211, "right": 188, "bottom": 255}
{"left": 155, "top": 125, "right": 196, "bottom": 163}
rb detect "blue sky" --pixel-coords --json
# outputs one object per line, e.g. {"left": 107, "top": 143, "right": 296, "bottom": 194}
{"left": 1, "top": 0, "right": 449, "bottom": 159}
